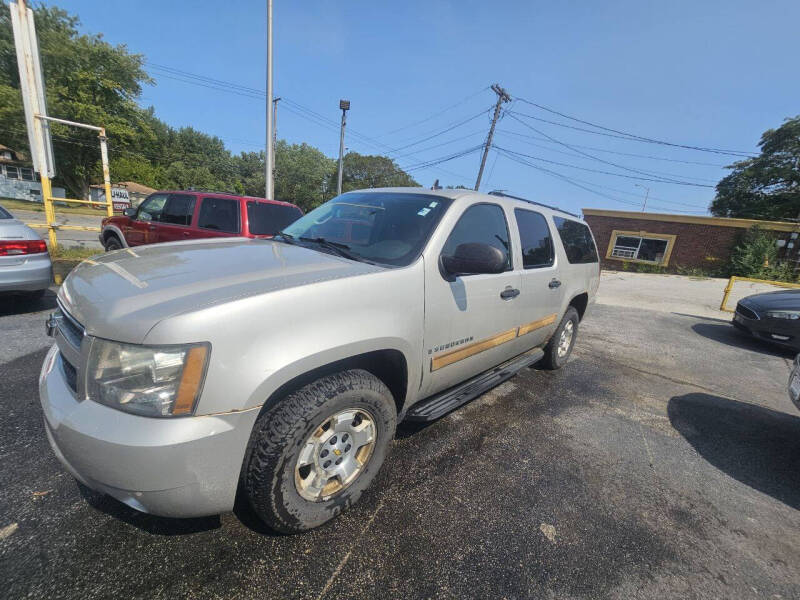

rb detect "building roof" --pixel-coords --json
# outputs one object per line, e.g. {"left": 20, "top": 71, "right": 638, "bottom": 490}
{"left": 0, "top": 144, "right": 28, "bottom": 164}
{"left": 582, "top": 208, "right": 800, "bottom": 233}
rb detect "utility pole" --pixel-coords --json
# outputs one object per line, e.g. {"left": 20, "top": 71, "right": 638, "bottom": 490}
{"left": 635, "top": 184, "right": 650, "bottom": 212}
{"left": 337, "top": 99, "right": 350, "bottom": 196}
{"left": 272, "top": 96, "right": 280, "bottom": 194}
{"left": 264, "top": 0, "right": 274, "bottom": 199}
{"left": 474, "top": 83, "right": 511, "bottom": 191}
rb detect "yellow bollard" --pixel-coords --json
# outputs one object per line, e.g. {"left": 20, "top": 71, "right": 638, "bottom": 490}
{"left": 719, "top": 276, "right": 737, "bottom": 312}
{"left": 40, "top": 173, "right": 57, "bottom": 249}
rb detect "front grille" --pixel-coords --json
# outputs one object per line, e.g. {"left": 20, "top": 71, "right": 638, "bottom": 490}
{"left": 55, "top": 301, "right": 85, "bottom": 347}
{"left": 736, "top": 303, "right": 759, "bottom": 320}
{"left": 60, "top": 354, "right": 78, "bottom": 392}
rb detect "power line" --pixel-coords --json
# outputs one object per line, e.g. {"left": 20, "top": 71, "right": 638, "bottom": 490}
{"left": 509, "top": 106, "right": 755, "bottom": 158}
{"left": 496, "top": 128, "right": 729, "bottom": 167}
{"left": 505, "top": 112, "right": 715, "bottom": 186}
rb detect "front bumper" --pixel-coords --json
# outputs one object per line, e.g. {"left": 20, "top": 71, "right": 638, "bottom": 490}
{"left": 39, "top": 344, "right": 259, "bottom": 518}
{"left": 0, "top": 252, "right": 52, "bottom": 292}
{"left": 732, "top": 311, "right": 800, "bottom": 350}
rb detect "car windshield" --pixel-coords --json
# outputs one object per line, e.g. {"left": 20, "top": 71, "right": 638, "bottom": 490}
{"left": 0, "top": 205, "right": 12, "bottom": 219}
{"left": 280, "top": 192, "right": 452, "bottom": 267}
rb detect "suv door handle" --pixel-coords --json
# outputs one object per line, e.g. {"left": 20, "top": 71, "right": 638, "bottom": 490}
{"left": 548, "top": 279, "right": 561, "bottom": 289}
{"left": 500, "top": 287, "right": 520, "bottom": 300}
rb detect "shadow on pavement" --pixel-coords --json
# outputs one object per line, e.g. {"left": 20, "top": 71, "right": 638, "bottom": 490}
{"left": 671, "top": 312, "right": 731, "bottom": 324}
{"left": 77, "top": 482, "right": 222, "bottom": 536}
{"left": 690, "top": 322, "right": 795, "bottom": 358}
{"left": 668, "top": 393, "right": 800, "bottom": 510}
{"left": 0, "top": 289, "right": 57, "bottom": 317}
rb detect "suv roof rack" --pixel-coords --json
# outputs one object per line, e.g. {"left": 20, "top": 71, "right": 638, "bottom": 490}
{"left": 186, "top": 187, "right": 239, "bottom": 196}
{"left": 488, "top": 190, "right": 581, "bottom": 219}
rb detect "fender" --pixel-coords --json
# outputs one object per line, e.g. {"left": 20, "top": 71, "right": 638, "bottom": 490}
{"left": 100, "top": 224, "right": 128, "bottom": 247}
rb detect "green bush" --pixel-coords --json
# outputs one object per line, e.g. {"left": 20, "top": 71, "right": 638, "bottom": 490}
{"left": 729, "top": 226, "right": 796, "bottom": 282}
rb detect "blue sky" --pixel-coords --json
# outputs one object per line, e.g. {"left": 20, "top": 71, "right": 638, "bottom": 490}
{"left": 52, "top": 0, "right": 800, "bottom": 216}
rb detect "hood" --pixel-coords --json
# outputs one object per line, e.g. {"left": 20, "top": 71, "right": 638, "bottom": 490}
{"left": 58, "top": 238, "right": 383, "bottom": 343}
{"left": 742, "top": 289, "right": 800, "bottom": 311}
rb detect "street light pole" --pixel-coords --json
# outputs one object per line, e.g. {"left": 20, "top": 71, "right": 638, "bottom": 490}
{"left": 337, "top": 99, "right": 350, "bottom": 197}
{"left": 635, "top": 184, "right": 650, "bottom": 212}
{"left": 272, "top": 96, "right": 280, "bottom": 194}
{"left": 264, "top": 0, "right": 274, "bottom": 199}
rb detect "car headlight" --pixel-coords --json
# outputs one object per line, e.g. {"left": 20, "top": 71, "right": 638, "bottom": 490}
{"left": 765, "top": 310, "right": 800, "bottom": 320}
{"left": 86, "top": 338, "right": 210, "bottom": 417}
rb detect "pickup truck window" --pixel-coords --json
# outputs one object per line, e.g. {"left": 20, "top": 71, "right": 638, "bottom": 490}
{"left": 281, "top": 192, "right": 451, "bottom": 267}
{"left": 514, "top": 208, "right": 554, "bottom": 269}
{"left": 136, "top": 194, "right": 168, "bottom": 222}
{"left": 247, "top": 202, "right": 302, "bottom": 235}
{"left": 553, "top": 216, "right": 599, "bottom": 264}
{"left": 442, "top": 203, "right": 512, "bottom": 271}
{"left": 198, "top": 197, "right": 241, "bottom": 233}
{"left": 161, "top": 194, "right": 196, "bottom": 226}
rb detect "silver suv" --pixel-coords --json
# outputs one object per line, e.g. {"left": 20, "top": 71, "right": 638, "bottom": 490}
{"left": 40, "top": 188, "right": 599, "bottom": 533}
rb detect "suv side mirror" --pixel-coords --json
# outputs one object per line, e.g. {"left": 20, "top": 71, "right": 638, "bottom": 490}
{"left": 123, "top": 207, "right": 137, "bottom": 218}
{"left": 441, "top": 243, "right": 506, "bottom": 278}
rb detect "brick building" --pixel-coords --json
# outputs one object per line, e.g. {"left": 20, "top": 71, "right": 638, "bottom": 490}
{"left": 583, "top": 209, "right": 799, "bottom": 272}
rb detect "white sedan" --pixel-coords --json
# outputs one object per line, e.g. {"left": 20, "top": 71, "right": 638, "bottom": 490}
{"left": 0, "top": 202, "right": 52, "bottom": 299}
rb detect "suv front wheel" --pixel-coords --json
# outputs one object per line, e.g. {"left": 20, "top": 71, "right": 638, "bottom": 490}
{"left": 243, "top": 369, "right": 396, "bottom": 533}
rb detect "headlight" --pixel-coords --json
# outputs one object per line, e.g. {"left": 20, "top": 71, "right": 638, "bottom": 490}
{"left": 86, "top": 338, "right": 210, "bottom": 417}
{"left": 765, "top": 310, "right": 800, "bottom": 320}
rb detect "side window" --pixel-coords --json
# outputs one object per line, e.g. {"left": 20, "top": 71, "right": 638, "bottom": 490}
{"left": 442, "top": 203, "right": 512, "bottom": 271}
{"left": 198, "top": 197, "right": 241, "bottom": 233}
{"left": 553, "top": 217, "right": 599, "bottom": 264}
{"left": 514, "top": 209, "right": 554, "bottom": 269}
{"left": 136, "top": 194, "right": 168, "bottom": 222}
{"left": 161, "top": 194, "right": 196, "bottom": 226}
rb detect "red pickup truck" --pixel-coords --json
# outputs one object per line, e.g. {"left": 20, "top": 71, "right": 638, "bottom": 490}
{"left": 99, "top": 190, "right": 303, "bottom": 250}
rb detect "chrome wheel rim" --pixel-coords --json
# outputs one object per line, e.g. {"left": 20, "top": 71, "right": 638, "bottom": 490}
{"left": 557, "top": 320, "right": 574, "bottom": 358}
{"left": 295, "top": 409, "right": 377, "bottom": 502}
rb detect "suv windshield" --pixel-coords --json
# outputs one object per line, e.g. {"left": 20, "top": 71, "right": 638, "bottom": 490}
{"left": 247, "top": 201, "right": 303, "bottom": 235}
{"left": 281, "top": 192, "right": 451, "bottom": 267}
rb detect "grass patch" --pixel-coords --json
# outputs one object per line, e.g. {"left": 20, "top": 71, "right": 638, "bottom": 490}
{"left": 1, "top": 197, "right": 107, "bottom": 217}
{"left": 50, "top": 246, "right": 102, "bottom": 261}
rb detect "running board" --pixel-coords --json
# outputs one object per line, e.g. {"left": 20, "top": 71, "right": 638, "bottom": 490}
{"left": 406, "top": 348, "right": 544, "bottom": 422}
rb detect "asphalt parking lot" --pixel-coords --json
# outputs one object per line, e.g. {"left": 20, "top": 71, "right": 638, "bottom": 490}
{"left": 1, "top": 284, "right": 799, "bottom": 599}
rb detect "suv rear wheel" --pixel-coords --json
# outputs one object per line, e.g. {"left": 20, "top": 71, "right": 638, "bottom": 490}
{"left": 540, "top": 307, "right": 579, "bottom": 370}
{"left": 243, "top": 369, "right": 396, "bottom": 533}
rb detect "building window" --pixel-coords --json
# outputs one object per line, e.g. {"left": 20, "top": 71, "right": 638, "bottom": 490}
{"left": 20, "top": 167, "right": 34, "bottom": 181}
{"left": 1, "top": 151, "right": 12, "bottom": 160}
{"left": 607, "top": 230, "right": 676, "bottom": 266}
{"left": 5, "top": 166, "right": 19, "bottom": 180}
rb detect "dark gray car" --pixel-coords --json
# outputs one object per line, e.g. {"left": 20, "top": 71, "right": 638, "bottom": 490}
{"left": 733, "top": 290, "right": 800, "bottom": 350}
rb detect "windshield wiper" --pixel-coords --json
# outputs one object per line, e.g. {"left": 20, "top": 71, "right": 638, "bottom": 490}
{"left": 272, "top": 232, "right": 297, "bottom": 245}
{"left": 299, "top": 236, "right": 367, "bottom": 263}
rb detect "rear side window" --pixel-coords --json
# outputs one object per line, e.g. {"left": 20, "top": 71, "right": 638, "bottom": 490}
{"left": 161, "top": 194, "right": 196, "bottom": 226}
{"left": 247, "top": 202, "right": 302, "bottom": 235}
{"left": 442, "top": 203, "right": 512, "bottom": 270}
{"left": 514, "top": 208, "right": 554, "bottom": 268}
{"left": 198, "top": 197, "right": 240, "bottom": 233}
{"left": 553, "top": 217, "right": 598, "bottom": 264}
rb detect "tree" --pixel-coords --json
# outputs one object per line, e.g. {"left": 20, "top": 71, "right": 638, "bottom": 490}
{"left": 710, "top": 116, "right": 800, "bottom": 220}
{"left": 331, "top": 152, "right": 419, "bottom": 196}
{"left": 274, "top": 141, "right": 335, "bottom": 211}
{"left": 0, "top": 3, "right": 153, "bottom": 198}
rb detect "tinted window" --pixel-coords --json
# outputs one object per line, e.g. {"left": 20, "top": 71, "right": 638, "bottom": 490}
{"left": 247, "top": 202, "right": 302, "bottom": 235}
{"left": 282, "top": 192, "right": 452, "bottom": 267}
{"left": 136, "top": 194, "right": 168, "bottom": 222}
{"left": 442, "top": 203, "right": 512, "bottom": 271}
{"left": 161, "top": 194, "right": 196, "bottom": 226}
{"left": 198, "top": 197, "right": 240, "bottom": 233}
{"left": 515, "top": 208, "right": 554, "bottom": 268}
{"left": 0, "top": 205, "right": 12, "bottom": 219}
{"left": 553, "top": 217, "right": 598, "bottom": 264}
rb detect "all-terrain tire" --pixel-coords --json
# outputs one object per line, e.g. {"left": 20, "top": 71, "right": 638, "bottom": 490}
{"left": 104, "top": 235, "right": 122, "bottom": 251}
{"left": 243, "top": 369, "right": 396, "bottom": 534}
{"left": 540, "top": 307, "right": 580, "bottom": 370}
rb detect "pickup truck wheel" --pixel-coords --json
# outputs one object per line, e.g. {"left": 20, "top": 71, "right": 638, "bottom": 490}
{"left": 540, "top": 307, "right": 579, "bottom": 370}
{"left": 243, "top": 369, "right": 396, "bottom": 533}
{"left": 103, "top": 235, "right": 122, "bottom": 251}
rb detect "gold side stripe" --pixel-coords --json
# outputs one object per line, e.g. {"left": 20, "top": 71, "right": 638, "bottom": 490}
{"left": 430, "top": 313, "right": 559, "bottom": 372}
{"left": 518, "top": 313, "right": 557, "bottom": 336}
{"left": 431, "top": 328, "right": 518, "bottom": 371}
